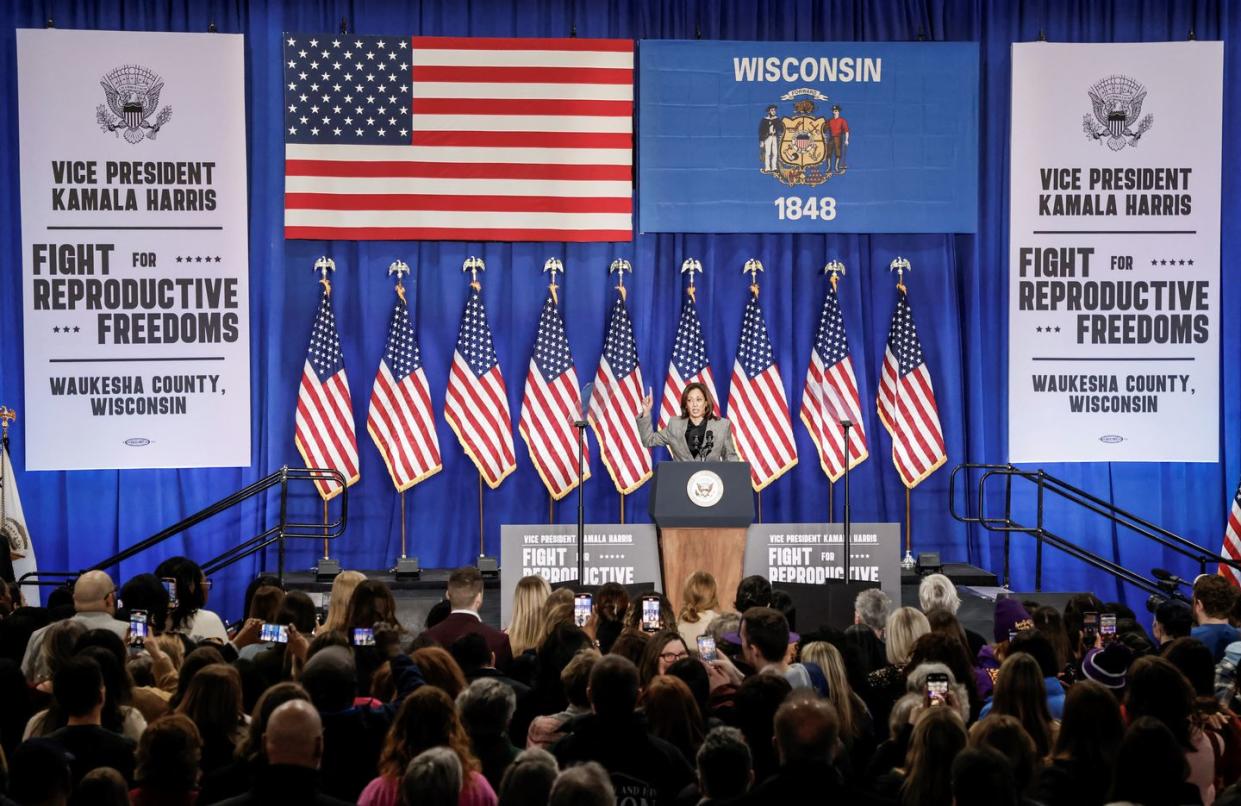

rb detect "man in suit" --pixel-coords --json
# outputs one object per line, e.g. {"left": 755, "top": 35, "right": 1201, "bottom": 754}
{"left": 422, "top": 566, "right": 513, "bottom": 671}
{"left": 636, "top": 382, "right": 740, "bottom": 462}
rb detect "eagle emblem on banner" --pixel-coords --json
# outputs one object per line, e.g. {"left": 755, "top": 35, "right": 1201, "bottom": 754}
{"left": 758, "top": 88, "right": 849, "bottom": 188}
{"left": 96, "top": 64, "right": 173, "bottom": 144}
{"left": 1082, "top": 74, "right": 1153, "bottom": 151}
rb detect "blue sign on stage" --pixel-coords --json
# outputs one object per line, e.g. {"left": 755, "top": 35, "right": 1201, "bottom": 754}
{"left": 638, "top": 40, "right": 979, "bottom": 233}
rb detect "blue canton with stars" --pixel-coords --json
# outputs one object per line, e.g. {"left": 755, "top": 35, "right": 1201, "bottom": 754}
{"left": 532, "top": 295, "right": 574, "bottom": 380}
{"left": 887, "top": 295, "right": 925, "bottom": 378}
{"left": 307, "top": 293, "right": 345, "bottom": 379}
{"left": 736, "top": 297, "right": 776, "bottom": 379}
{"left": 671, "top": 300, "right": 710, "bottom": 377}
{"left": 814, "top": 285, "right": 850, "bottom": 366}
{"left": 603, "top": 297, "right": 638, "bottom": 377}
{"left": 284, "top": 34, "right": 411, "bottom": 144}
{"left": 383, "top": 299, "right": 422, "bottom": 381}
{"left": 455, "top": 290, "right": 500, "bottom": 377}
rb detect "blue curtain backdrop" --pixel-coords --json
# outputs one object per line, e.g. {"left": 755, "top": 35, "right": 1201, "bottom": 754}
{"left": 1, "top": 0, "right": 1238, "bottom": 621}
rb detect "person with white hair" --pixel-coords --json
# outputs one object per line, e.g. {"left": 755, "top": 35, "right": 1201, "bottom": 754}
{"left": 401, "top": 747, "right": 463, "bottom": 806}
{"left": 918, "top": 573, "right": 988, "bottom": 655}
{"left": 847, "top": 588, "right": 893, "bottom": 676}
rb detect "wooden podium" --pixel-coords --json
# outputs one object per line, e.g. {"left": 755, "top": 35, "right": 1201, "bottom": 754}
{"left": 649, "top": 462, "right": 754, "bottom": 613}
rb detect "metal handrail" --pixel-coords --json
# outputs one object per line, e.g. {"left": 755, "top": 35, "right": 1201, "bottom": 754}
{"left": 949, "top": 462, "right": 1212, "bottom": 597}
{"left": 17, "top": 465, "right": 347, "bottom": 594}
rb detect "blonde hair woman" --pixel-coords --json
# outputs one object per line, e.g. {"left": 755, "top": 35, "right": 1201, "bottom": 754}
{"left": 506, "top": 575, "right": 551, "bottom": 656}
{"left": 676, "top": 571, "right": 720, "bottom": 647}
{"left": 317, "top": 570, "right": 366, "bottom": 635}
{"left": 801, "top": 641, "right": 870, "bottom": 743}
{"left": 886, "top": 606, "right": 932, "bottom": 667}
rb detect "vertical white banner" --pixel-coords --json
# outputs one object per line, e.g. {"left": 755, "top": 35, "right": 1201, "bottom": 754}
{"left": 17, "top": 29, "right": 251, "bottom": 470}
{"left": 1008, "top": 42, "right": 1221, "bottom": 463}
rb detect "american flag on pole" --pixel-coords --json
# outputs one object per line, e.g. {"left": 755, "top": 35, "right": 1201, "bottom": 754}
{"left": 1220, "top": 479, "right": 1241, "bottom": 585}
{"left": 518, "top": 289, "right": 588, "bottom": 500}
{"left": 801, "top": 277, "right": 868, "bottom": 482}
{"left": 282, "top": 35, "right": 633, "bottom": 241}
{"left": 590, "top": 290, "right": 652, "bottom": 494}
{"left": 295, "top": 282, "right": 360, "bottom": 500}
{"left": 658, "top": 291, "right": 719, "bottom": 430}
{"left": 877, "top": 292, "right": 946, "bottom": 488}
{"left": 728, "top": 294, "right": 798, "bottom": 490}
{"left": 367, "top": 282, "right": 442, "bottom": 492}
{"left": 444, "top": 286, "right": 517, "bottom": 488}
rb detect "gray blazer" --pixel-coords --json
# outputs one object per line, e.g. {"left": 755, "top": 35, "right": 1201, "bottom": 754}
{"left": 636, "top": 413, "right": 741, "bottom": 462}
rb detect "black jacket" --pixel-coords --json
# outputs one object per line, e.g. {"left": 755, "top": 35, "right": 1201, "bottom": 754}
{"left": 553, "top": 714, "right": 693, "bottom": 805}
{"left": 213, "top": 764, "right": 351, "bottom": 806}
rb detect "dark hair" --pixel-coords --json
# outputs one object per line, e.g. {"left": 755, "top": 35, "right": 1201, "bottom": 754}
{"left": 169, "top": 645, "right": 226, "bottom": 709}
{"left": 666, "top": 656, "right": 711, "bottom": 719}
{"left": 248, "top": 585, "right": 285, "bottom": 622}
{"left": 534, "top": 623, "right": 592, "bottom": 710}
{"left": 741, "top": 607, "right": 789, "bottom": 663}
{"left": 137, "top": 713, "right": 203, "bottom": 790}
{"left": 952, "top": 746, "right": 1017, "bottom": 806}
{"left": 696, "top": 726, "right": 752, "bottom": 800}
{"left": 637, "top": 630, "right": 689, "bottom": 686}
{"left": 1030, "top": 606, "right": 1073, "bottom": 670}
{"left": 607, "top": 629, "right": 649, "bottom": 667}
{"left": 1063, "top": 593, "right": 1106, "bottom": 658}
{"left": 906, "top": 632, "right": 981, "bottom": 717}
{"left": 425, "top": 598, "right": 452, "bottom": 629}
{"left": 447, "top": 566, "right": 484, "bottom": 610}
{"left": 236, "top": 682, "right": 310, "bottom": 761}
{"left": 1154, "top": 600, "right": 1193, "bottom": 640}
{"left": 277, "top": 590, "right": 318, "bottom": 635}
{"left": 77, "top": 644, "right": 132, "bottom": 732}
{"left": 380, "top": 686, "right": 479, "bottom": 778}
{"left": 735, "top": 576, "right": 773, "bottom": 612}
{"left": 176, "top": 664, "right": 244, "bottom": 749}
{"left": 595, "top": 582, "right": 629, "bottom": 653}
{"left": 345, "top": 580, "right": 398, "bottom": 630}
{"left": 155, "top": 556, "right": 209, "bottom": 632}
{"left": 450, "top": 632, "right": 493, "bottom": 671}
{"left": 242, "top": 574, "right": 283, "bottom": 621}
{"left": 735, "top": 673, "right": 791, "bottom": 781}
{"left": 1109, "top": 717, "right": 1191, "bottom": 805}
{"left": 1053, "top": 680, "right": 1124, "bottom": 770}
{"left": 1126, "top": 655, "right": 1196, "bottom": 749}
{"left": 53, "top": 655, "right": 104, "bottom": 717}
{"left": 1007, "top": 629, "right": 1059, "bottom": 678}
{"left": 76, "top": 767, "right": 130, "bottom": 806}
{"left": 622, "top": 593, "right": 676, "bottom": 633}
{"left": 1162, "top": 637, "right": 1216, "bottom": 700}
{"left": 678, "top": 382, "right": 717, "bottom": 420}
{"left": 588, "top": 655, "right": 640, "bottom": 718}
{"left": 7, "top": 740, "right": 72, "bottom": 804}
{"left": 641, "top": 675, "right": 705, "bottom": 760}
{"left": 903, "top": 706, "right": 967, "bottom": 806}
{"left": 411, "top": 646, "right": 468, "bottom": 699}
{"left": 1192, "top": 574, "right": 1236, "bottom": 619}
{"left": 968, "top": 714, "right": 1038, "bottom": 792}
{"left": 990, "top": 653, "right": 1053, "bottom": 756}
{"left": 119, "top": 573, "right": 172, "bottom": 632}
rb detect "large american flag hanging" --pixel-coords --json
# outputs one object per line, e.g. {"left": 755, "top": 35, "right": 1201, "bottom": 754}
{"left": 877, "top": 292, "right": 946, "bottom": 488}
{"left": 590, "top": 292, "right": 652, "bottom": 494}
{"left": 367, "top": 284, "right": 442, "bottom": 491}
{"left": 295, "top": 284, "right": 360, "bottom": 500}
{"left": 728, "top": 295, "right": 798, "bottom": 490}
{"left": 444, "top": 287, "right": 517, "bottom": 488}
{"left": 1220, "top": 479, "right": 1241, "bottom": 585}
{"left": 519, "top": 291, "right": 588, "bottom": 500}
{"left": 658, "top": 292, "right": 719, "bottom": 430}
{"left": 282, "top": 35, "right": 633, "bottom": 241}
{"left": 801, "top": 279, "right": 868, "bottom": 482}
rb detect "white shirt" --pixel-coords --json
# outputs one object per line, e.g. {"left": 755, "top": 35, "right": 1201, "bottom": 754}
{"left": 171, "top": 608, "right": 229, "bottom": 643}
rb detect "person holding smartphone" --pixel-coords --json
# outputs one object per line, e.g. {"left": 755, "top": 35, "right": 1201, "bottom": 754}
{"left": 736, "top": 607, "right": 812, "bottom": 690}
{"left": 636, "top": 383, "right": 740, "bottom": 462}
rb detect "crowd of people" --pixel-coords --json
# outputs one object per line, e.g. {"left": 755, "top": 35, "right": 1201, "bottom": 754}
{"left": 3, "top": 556, "right": 1241, "bottom": 805}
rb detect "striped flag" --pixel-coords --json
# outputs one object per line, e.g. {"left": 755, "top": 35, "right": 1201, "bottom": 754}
{"left": 728, "top": 295, "right": 798, "bottom": 490}
{"left": 590, "top": 292, "right": 652, "bottom": 493}
{"left": 444, "top": 287, "right": 517, "bottom": 488}
{"left": 294, "top": 286, "right": 360, "bottom": 500}
{"left": 367, "top": 286, "right": 442, "bottom": 491}
{"left": 658, "top": 292, "right": 719, "bottom": 430}
{"left": 1220, "top": 479, "right": 1241, "bottom": 585}
{"left": 801, "top": 279, "right": 868, "bottom": 481}
{"left": 519, "top": 291, "right": 588, "bottom": 499}
{"left": 877, "top": 292, "right": 946, "bottom": 488}
{"left": 282, "top": 35, "right": 633, "bottom": 241}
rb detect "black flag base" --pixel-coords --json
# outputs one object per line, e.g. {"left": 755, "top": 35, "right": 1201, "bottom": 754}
{"left": 314, "top": 557, "right": 342, "bottom": 581}
{"left": 476, "top": 554, "right": 499, "bottom": 579}
{"left": 394, "top": 555, "right": 421, "bottom": 580}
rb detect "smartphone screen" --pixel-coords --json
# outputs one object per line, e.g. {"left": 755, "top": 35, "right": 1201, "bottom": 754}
{"left": 926, "top": 672, "right": 950, "bottom": 703}
{"left": 161, "top": 577, "right": 178, "bottom": 606}
{"left": 697, "top": 635, "right": 718, "bottom": 661}
{"left": 261, "top": 623, "right": 289, "bottom": 643}
{"left": 574, "top": 594, "right": 592, "bottom": 628}
{"left": 641, "top": 597, "right": 661, "bottom": 632}
{"left": 352, "top": 627, "right": 375, "bottom": 646}
{"left": 1083, "top": 611, "right": 1099, "bottom": 644}
{"left": 1100, "top": 613, "right": 1117, "bottom": 642}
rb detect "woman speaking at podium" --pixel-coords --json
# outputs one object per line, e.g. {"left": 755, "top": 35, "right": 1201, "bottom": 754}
{"left": 637, "top": 382, "right": 740, "bottom": 461}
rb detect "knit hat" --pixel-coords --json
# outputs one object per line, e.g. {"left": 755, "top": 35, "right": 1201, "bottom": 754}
{"left": 1081, "top": 643, "right": 1133, "bottom": 690}
{"left": 993, "top": 598, "right": 1033, "bottom": 643}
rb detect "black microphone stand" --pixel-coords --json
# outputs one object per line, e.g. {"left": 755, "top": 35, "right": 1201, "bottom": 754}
{"left": 574, "top": 415, "right": 587, "bottom": 585}
{"left": 840, "top": 419, "right": 853, "bottom": 582}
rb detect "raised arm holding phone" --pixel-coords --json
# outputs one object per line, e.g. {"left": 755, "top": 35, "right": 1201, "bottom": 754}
{"left": 636, "top": 382, "right": 740, "bottom": 462}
